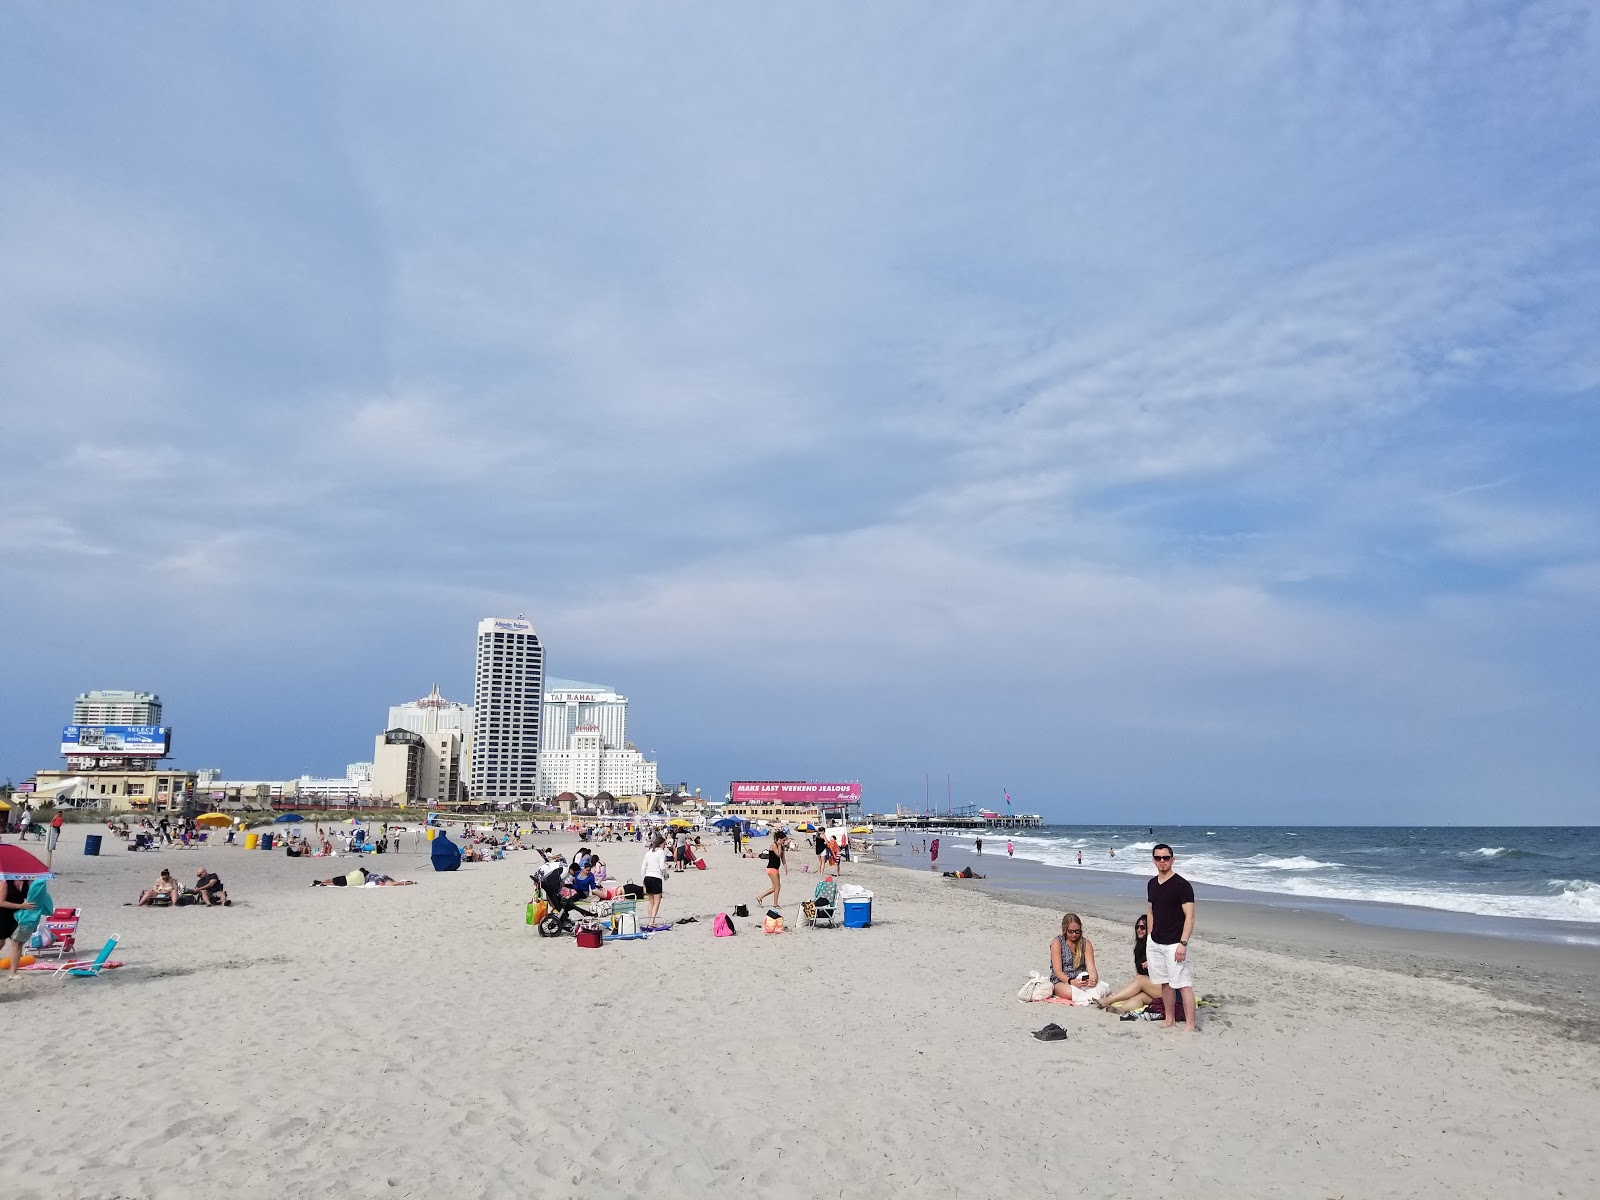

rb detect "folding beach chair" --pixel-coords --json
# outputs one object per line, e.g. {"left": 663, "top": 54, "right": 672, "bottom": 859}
{"left": 803, "top": 880, "right": 838, "bottom": 928}
{"left": 54, "top": 935, "right": 119, "bottom": 979}
{"left": 35, "top": 908, "right": 80, "bottom": 959}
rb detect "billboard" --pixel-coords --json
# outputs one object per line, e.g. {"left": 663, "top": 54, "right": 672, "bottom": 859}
{"left": 60, "top": 725, "right": 171, "bottom": 758}
{"left": 729, "top": 781, "right": 861, "bottom": 804}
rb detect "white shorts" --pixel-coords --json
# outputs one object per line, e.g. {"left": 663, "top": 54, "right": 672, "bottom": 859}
{"left": 1146, "top": 940, "right": 1194, "bottom": 991}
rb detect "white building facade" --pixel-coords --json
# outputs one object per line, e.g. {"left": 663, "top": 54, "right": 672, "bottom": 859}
{"left": 73, "top": 690, "right": 163, "bottom": 725}
{"left": 540, "top": 679, "right": 630, "bottom": 754}
{"left": 469, "top": 616, "right": 544, "bottom": 804}
{"left": 388, "top": 684, "right": 474, "bottom": 737}
{"left": 540, "top": 729, "right": 660, "bottom": 800}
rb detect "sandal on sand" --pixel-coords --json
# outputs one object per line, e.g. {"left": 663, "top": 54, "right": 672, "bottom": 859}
{"left": 1120, "top": 1011, "right": 1142, "bottom": 1022}
{"left": 1031, "top": 1023, "right": 1067, "bottom": 1041}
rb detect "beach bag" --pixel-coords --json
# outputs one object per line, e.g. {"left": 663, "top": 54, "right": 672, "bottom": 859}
{"left": 695, "top": 858, "right": 707, "bottom": 870}
{"left": 734, "top": 904, "right": 750, "bottom": 918}
{"left": 763, "top": 913, "right": 786, "bottom": 935}
{"left": 528, "top": 900, "right": 548, "bottom": 926}
{"left": 1017, "top": 971, "right": 1055, "bottom": 1003}
{"left": 613, "top": 911, "right": 638, "bottom": 936}
{"left": 594, "top": 899, "right": 614, "bottom": 917}
{"left": 713, "top": 912, "right": 736, "bottom": 937}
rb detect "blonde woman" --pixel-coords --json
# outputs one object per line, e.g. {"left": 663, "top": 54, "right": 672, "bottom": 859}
{"left": 1049, "top": 912, "right": 1110, "bottom": 1005}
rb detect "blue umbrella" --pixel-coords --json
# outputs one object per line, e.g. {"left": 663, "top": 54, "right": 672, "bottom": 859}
{"left": 273, "top": 812, "right": 305, "bottom": 823}
{"left": 711, "top": 817, "right": 743, "bottom": 830}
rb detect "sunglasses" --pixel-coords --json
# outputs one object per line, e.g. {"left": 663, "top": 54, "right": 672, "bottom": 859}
{"left": 1065, "top": 928, "right": 1082, "bottom": 935}
{"left": 1152, "top": 854, "right": 1173, "bottom": 862}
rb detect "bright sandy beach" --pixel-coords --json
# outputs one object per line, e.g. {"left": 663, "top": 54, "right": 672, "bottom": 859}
{"left": 4, "top": 824, "right": 1597, "bottom": 1199}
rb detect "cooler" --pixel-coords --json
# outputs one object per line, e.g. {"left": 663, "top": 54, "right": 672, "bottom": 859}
{"left": 575, "top": 927, "right": 605, "bottom": 948}
{"left": 842, "top": 897, "right": 873, "bottom": 928}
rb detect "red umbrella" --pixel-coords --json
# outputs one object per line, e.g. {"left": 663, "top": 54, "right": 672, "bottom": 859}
{"left": 0, "top": 844, "right": 53, "bottom": 881}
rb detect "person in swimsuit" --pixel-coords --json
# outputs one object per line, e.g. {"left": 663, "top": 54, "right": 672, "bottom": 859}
{"left": 137, "top": 870, "right": 182, "bottom": 906}
{"left": 1093, "top": 915, "right": 1162, "bottom": 1013}
{"left": 756, "top": 831, "right": 787, "bottom": 908}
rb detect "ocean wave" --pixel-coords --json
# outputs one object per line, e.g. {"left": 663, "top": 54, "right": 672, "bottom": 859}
{"left": 960, "top": 841, "right": 1600, "bottom": 924}
{"left": 1248, "top": 855, "right": 1342, "bottom": 871}
{"left": 1474, "top": 847, "right": 1507, "bottom": 857}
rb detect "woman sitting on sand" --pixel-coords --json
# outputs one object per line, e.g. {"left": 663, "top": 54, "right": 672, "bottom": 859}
{"left": 1049, "top": 912, "right": 1111, "bottom": 1005}
{"left": 137, "top": 869, "right": 182, "bottom": 906}
{"left": 1092, "top": 916, "right": 1162, "bottom": 1014}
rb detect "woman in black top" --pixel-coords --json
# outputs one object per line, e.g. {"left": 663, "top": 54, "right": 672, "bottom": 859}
{"left": 1092, "top": 915, "right": 1163, "bottom": 1014}
{"left": 755, "top": 832, "right": 787, "bottom": 909}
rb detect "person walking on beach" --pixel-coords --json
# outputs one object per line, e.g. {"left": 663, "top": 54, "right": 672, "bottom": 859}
{"left": 929, "top": 837, "right": 940, "bottom": 871}
{"left": 1077, "top": 850, "right": 1082, "bottom": 865}
{"left": 1146, "top": 843, "right": 1197, "bottom": 1032}
{"left": 641, "top": 836, "right": 668, "bottom": 924}
{"left": 756, "top": 831, "right": 787, "bottom": 909}
{"left": 1007, "top": 840, "right": 1013, "bottom": 857}
{"left": 975, "top": 837, "right": 983, "bottom": 855}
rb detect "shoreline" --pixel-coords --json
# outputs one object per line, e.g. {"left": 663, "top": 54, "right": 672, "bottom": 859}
{"left": 866, "top": 836, "right": 1600, "bottom": 946}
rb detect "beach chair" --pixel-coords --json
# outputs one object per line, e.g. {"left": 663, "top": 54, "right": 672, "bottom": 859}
{"left": 804, "top": 880, "right": 838, "bottom": 928}
{"left": 55, "top": 935, "right": 119, "bottom": 979}
{"left": 35, "top": 908, "right": 80, "bottom": 959}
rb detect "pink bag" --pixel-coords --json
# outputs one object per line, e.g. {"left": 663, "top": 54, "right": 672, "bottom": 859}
{"left": 713, "top": 913, "right": 736, "bottom": 937}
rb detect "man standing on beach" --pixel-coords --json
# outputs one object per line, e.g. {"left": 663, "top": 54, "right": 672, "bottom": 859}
{"left": 1145, "top": 844, "right": 1196, "bottom": 1031}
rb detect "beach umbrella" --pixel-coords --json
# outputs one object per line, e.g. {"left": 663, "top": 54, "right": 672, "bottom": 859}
{"left": 711, "top": 817, "right": 743, "bottom": 830}
{"left": 0, "top": 798, "right": 10, "bottom": 810}
{"left": 0, "top": 844, "right": 53, "bottom": 881}
{"left": 668, "top": 818, "right": 692, "bottom": 828}
{"left": 195, "top": 813, "right": 233, "bottom": 827}
{"left": 273, "top": 813, "right": 305, "bottom": 824}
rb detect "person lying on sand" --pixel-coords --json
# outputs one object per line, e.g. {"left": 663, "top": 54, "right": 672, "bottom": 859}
{"left": 137, "top": 870, "right": 182, "bottom": 906}
{"left": 311, "top": 868, "right": 415, "bottom": 887}
{"left": 1092, "top": 915, "right": 1163, "bottom": 1014}
{"left": 942, "top": 867, "right": 985, "bottom": 879}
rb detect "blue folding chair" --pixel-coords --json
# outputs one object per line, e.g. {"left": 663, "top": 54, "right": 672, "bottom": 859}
{"left": 55, "top": 935, "right": 119, "bottom": 979}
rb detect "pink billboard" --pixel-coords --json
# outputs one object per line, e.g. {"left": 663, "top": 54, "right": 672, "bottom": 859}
{"left": 730, "top": 781, "right": 861, "bottom": 804}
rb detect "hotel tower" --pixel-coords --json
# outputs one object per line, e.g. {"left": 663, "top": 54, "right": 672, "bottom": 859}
{"left": 469, "top": 616, "right": 545, "bottom": 804}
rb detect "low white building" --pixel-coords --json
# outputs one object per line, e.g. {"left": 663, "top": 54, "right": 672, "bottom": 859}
{"left": 539, "top": 728, "right": 659, "bottom": 800}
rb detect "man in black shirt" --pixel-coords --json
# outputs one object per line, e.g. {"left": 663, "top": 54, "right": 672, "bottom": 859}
{"left": 1145, "top": 843, "right": 1197, "bottom": 1031}
{"left": 193, "top": 867, "right": 228, "bottom": 906}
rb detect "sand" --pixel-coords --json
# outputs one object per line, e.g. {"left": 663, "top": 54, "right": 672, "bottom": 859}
{"left": 2, "top": 823, "right": 1596, "bottom": 1199}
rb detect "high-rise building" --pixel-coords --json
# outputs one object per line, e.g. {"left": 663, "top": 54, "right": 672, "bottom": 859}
{"left": 540, "top": 678, "right": 629, "bottom": 754}
{"left": 73, "top": 690, "right": 162, "bottom": 725}
{"left": 388, "top": 684, "right": 474, "bottom": 736}
{"left": 469, "top": 616, "right": 544, "bottom": 804}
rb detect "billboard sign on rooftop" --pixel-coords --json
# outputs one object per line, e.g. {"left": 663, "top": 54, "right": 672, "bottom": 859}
{"left": 729, "top": 781, "right": 861, "bottom": 804}
{"left": 60, "top": 725, "right": 171, "bottom": 758}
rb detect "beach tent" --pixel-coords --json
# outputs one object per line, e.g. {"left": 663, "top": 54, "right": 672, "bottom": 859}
{"left": 195, "top": 813, "right": 233, "bottom": 828}
{"left": 430, "top": 832, "right": 462, "bottom": 872}
{"left": 273, "top": 813, "right": 305, "bottom": 824}
{"left": 0, "top": 844, "right": 54, "bottom": 881}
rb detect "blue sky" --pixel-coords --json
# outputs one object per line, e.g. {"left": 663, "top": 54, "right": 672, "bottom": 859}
{"left": 3, "top": 3, "right": 1597, "bottom": 823}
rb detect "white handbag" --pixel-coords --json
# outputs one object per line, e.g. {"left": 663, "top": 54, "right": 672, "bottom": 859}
{"left": 1017, "top": 970, "right": 1055, "bottom": 1003}
{"left": 614, "top": 912, "right": 638, "bottom": 936}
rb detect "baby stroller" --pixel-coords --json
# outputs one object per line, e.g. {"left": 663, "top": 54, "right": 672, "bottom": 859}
{"left": 532, "top": 873, "right": 594, "bottom": 938}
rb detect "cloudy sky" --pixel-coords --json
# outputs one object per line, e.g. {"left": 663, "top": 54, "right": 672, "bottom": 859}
{"left": 3, "top": 2, "right": 1597, "bottom": 823}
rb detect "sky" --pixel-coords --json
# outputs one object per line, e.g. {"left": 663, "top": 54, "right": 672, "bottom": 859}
{"left": 2, "top": 2, "right": 1597, "bottom": 824}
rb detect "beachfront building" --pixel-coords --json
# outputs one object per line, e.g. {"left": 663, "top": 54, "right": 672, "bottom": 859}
{"left": 32, "top": 767, "right": 198, "bottom": 813}
{"left": 539, "top": 728, "right": 660, "bottom": 800}
{"left": 469, "top": 616, "right": 544, "bottom": 804}
{"left": 541, "top": 679, "right": 629, "bottom": 754}
{"left": 72, "top": 689, "right": 163, "bottom": 725}
{"left": 371, "top": 727, "right": 464, "bottom": 806}
{"left": 345, "top": 762, "right": 373, "bottom": 783}
{"left": 721, "top": 801, "right": 824, "bottom": 826}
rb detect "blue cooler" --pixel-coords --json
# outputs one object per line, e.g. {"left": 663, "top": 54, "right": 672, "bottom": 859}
{"left": 842, "top": 897, "right": 872, "bottom": 928}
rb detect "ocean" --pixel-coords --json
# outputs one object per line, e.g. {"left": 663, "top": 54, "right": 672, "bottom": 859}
{"left": 868, "top": 824, "right": 1600, "bottom": 945}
